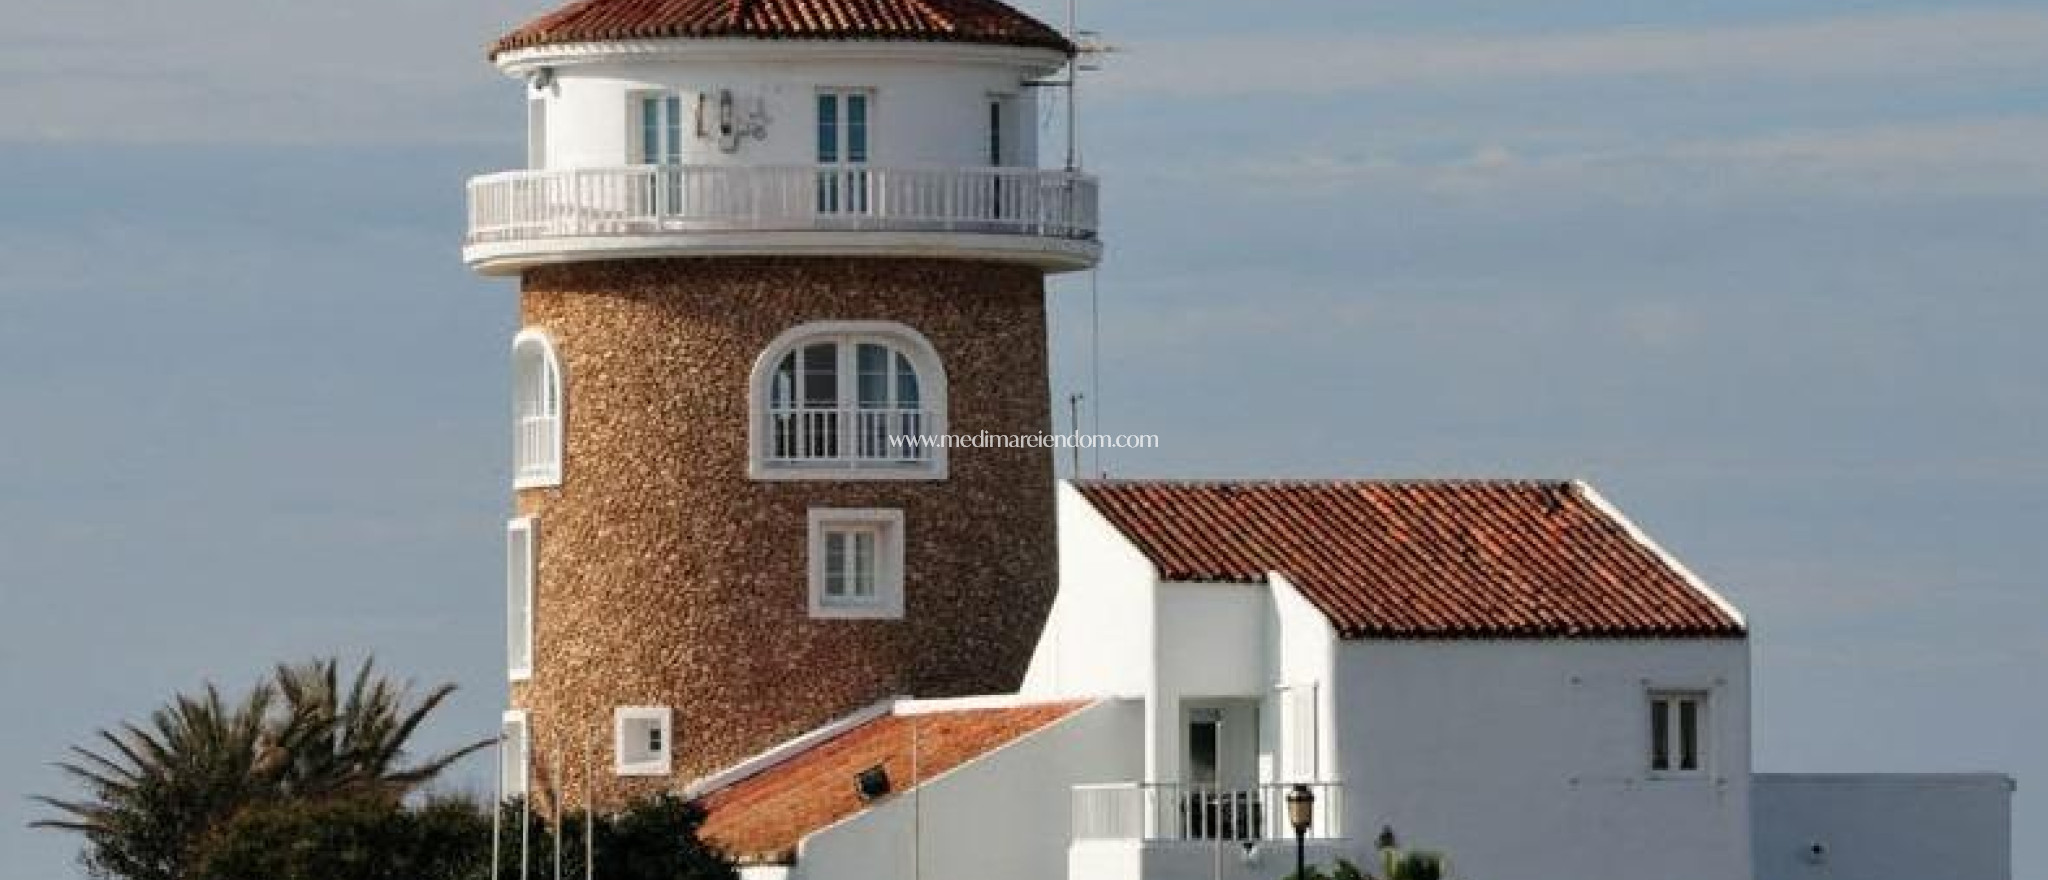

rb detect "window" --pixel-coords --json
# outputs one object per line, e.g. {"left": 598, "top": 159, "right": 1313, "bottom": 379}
{"left": 500, "top": 711, "right": 530, "bottom": 799}
{"left": 614, "top": 707, "right": 673, "bottom": 776}
{"left": 512, "top": 330, "right": 563, "bottom": 489}
{"left": 807, "top": 509, "right": 905, "bottom": 619}
{"left": 749, "top": 322, "right": 947, "bottom": 480}
{"left": 1649, "top": 691, "right": 1707, "bottom": 775}
{"left": 507, "top": 518, "right": 535, "bottom": 681}
{"left": 816, "top": 90, "right": 871, "bottom": 213}
{"left": 635, "top": 93, "right": 686, "bottom": 165}
{"left": 1281, "top": 683, "right": 1319, "bottom": 781}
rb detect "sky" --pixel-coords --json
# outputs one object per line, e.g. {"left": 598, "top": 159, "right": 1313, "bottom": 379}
{"left": 1, "top": 0, "right": 2044, "bottom": 877}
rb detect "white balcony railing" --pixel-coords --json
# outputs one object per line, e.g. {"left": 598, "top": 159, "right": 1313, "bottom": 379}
{"left": 514, "top": 413, "right": 561, "bottom": 485}
{"left": 1072, "top": 782, "right": 1344, "bottom": 843}
{"left": 768, "top": 406, "right": 937, "bottom": 468}
{"left": 466, "top": 164, "right": 1099, "bottom": 246}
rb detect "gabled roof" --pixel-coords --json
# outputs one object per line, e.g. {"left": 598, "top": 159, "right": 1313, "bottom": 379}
{"left": 696, "top": 700, "right": 1089, "bottom": 863}
{"left": 1074, "top": 480, "right": 1745, "bottom": 640}
{"left": 492, "top": 0, "right": 1074, "bottom": 59}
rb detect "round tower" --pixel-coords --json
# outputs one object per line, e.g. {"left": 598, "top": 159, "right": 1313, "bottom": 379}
{"left": 466, "top": 0, "right": 1100, "bottom": 807}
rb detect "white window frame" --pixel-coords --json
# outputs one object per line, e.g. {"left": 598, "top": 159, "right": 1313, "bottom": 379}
{"left": 631, "top": 91, "right": 688, "bottom": 165}
{"left": 807, "top": 508, "right": 906, "bottom": 619}
{"left": 613, "top": 706, "right": 674, "bottom": 777}
{"left": 748, "top": 321, "right": 948, "bottom": 481}
{"left": 500, "top": 710, "right": 530, "bottom": 799}
{"left": 507, "top": 518, "right": 536, "bottom": 682}
{"left": 1647, "top": 689, "right": 1710, "bottom": 778}
{"left": 512, "top": 329, "right": 564, "bottom": 490}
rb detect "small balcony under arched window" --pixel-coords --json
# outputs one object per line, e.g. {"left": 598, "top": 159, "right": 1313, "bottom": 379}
{"left": 512, "top": 329, "right": 564, "bottom": 488}
{"left": 750, "top": 322, "right": 947, "bottom": 480}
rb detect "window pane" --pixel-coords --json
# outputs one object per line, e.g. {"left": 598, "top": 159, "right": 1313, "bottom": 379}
{"left": 854, "top": 532, "right": 876, "bottom": 597}
{"left": 857, "top": 344, "right": 889, "bottom": 409}
{"left": 772, "top": 353, "right": 798, "bottom": 408}
{"left": 895, "top": 353, "right": 920, "bottom": 408}
{"left": 1679, "top": 700, "right": 1700, "bottom": 771}
{"left": 642, "top": 97, "right": 661, "bottom": 164}
{"left": 664, "top": 96, "right": 683, "bottom": 163}
{"left": 816, "top": 94, "right": 839, "bottom": 163}
{"left": 648, "top": 723, "right": 663, "bottom": 753}
{"left": 846, "top": 94, "right": 868, "bottom": 164}
{"left": 824, "top": 532, "right": 847, "bottom": 597}
{"left": 802, "top": 343, "right": 838, "bottom": 407}
{"left": 1650, "top": 699, "right": 1670, "bottom": 771}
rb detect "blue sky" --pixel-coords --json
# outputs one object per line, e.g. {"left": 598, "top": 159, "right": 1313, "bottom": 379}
{"left": 3, "top": 0, "right": 2044, "bottom": 876}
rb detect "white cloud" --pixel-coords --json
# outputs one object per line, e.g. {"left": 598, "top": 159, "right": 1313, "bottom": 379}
{"left": 1101, "top": 9, "right": 2048, "bottom": 97}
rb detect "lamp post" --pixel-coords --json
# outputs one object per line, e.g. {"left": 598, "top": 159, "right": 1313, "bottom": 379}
{"left": 1285, "top": 784, "right": 1316, "bottom": 880}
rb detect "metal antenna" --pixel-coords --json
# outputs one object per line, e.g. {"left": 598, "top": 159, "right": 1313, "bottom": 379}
{"left": 1067, "top": 392, "right": 1086, "bottom": 478}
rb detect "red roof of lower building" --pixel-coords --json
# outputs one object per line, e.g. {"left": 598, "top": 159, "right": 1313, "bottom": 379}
{"left": 492, "top": 0, "right": 1073, "bottom": 58}
{"left": 697, "top": 701, "right": 1089, "bottom": 863}
{"left": 1074, "top": 480, "right": 1745, "bottom": 640}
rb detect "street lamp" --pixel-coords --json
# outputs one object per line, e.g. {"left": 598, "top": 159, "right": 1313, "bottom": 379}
{"left": 1285, "top": 784, "right": 1316, "bottom": 879}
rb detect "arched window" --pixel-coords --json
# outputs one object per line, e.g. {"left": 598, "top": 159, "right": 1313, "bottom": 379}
{"left": 750, "top": 322, "right": 946, "bottom": 480}
{"left": 512, "top": 330, "right": 563, "bottom": 488}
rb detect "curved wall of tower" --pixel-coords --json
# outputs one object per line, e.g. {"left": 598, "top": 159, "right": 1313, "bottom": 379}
{"left": 510, "top": 257, "right": 1057, "bottom": 805}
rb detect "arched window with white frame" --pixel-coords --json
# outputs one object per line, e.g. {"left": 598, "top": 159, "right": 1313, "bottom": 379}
{"left": 750, "top": 322, "right": 946, "bottom": 480}
{"left": 512, "top": 330, "right": 563, "bottom": 488}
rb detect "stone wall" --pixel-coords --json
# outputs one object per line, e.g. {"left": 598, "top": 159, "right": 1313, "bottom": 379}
{"left": 509, "top": 257, "right": 1058, "bottom": 808}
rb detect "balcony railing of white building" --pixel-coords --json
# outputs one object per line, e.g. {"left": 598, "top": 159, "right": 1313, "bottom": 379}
{"left": 467, "top": 164, "right": 1099, "bottom": 245}
{"left": 1072, "top": 782, "right": 1344, "bottom": 843}
{"left": 514, "top": 413, "right": 561, "bottom": 485}
{"left": 768, "top": 406, "right": 936, "bottom": 468}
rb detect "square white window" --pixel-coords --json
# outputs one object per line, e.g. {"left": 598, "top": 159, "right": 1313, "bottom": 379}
{"left": 807, "top": 509, "right": 905, "bottom": 619}
{"left": 614, "top": 707, "right": 673, "bottom": 776}
{"left": 1648, "top": 691, "right": 1708, "bottom": 776}
{"left": 500, "top": 711, "right": 530, "bottom": 799}
{"left": 507, "top": 518, "right": 536, "bottom": 681}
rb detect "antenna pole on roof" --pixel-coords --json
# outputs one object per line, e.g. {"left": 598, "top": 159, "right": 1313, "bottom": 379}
{"left": 1065, "top": 0, "right": 1078, "bottom": 170}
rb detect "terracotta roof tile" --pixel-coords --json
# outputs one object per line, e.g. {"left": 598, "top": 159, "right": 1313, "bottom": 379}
{"left": 1074, "top": 480, "right": 1744, "bottom": 640}
{"left": 492, "top": 0, "right": 1072, "bottom": 58}
{"left": 697, "top": 701, "right": 1089, "bottom": 861}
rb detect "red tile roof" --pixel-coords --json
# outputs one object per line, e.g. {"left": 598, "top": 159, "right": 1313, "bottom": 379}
{"left": 1075, "top": 480, "right": 1745, "bottom": 640}
{"left": 697, "top": 701, "right": 1089, "bottom": 862}
{"left": 492, "top": 0, "right": 1073, "bottom": 58}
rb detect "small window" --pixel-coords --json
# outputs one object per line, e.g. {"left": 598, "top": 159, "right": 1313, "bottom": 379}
{"left": 816, "top": 90, "right": 871, "bottom": 213}
{"left": 614, "top": 707, "right": 673, "bottom": 776}
{"left": 507, "top": 518, "right": 535, "bottom": 681}
{"left": 1649, "top": 691, "right": 1707, "bottom": 775}
{"left": 750, "top": 322, "right": 947, "bottom": 480}
{"left": 512, "top": 330, "right": 563, "bottom": 489}
{"left": 501, "top": 711, "right": 530, "bottom": 799}
{"left": 807, "top": 509, "right": 905, "bottom": 619}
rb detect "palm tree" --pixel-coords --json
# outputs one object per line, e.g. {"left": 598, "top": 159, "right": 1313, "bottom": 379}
{"left": 32, "top": 658, "right": 491, "bottom": 880}
{"left": 269, "top": 658, "right": 492, "bottom": 801}
{"left": 32, "top": 683, "right": 277, "bottom": 880}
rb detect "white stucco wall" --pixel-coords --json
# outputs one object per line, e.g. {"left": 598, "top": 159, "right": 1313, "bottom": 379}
{"left": 1022, "top": 483, "right": 1158, "bottom": 700}
{"left": 792, "top": 698, "right": 1144, "bottom": 880}
{"left": 1752, "top": 773, "right": 2014, "bottom": 880}
{"left": 1333, "top": 638, "right": 1754, "bottom": 880}
{"left": 514, "top": 44, "right": 1055, "bottom": 171}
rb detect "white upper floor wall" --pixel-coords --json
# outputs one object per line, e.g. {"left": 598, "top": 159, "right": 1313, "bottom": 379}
{"left": 500, "top": 43, "right": 1059, "bottom": 172}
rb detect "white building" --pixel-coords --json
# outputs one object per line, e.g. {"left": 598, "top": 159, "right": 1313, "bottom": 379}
{"left": 684, "top": 481, "right": 2013, "bottom": 880}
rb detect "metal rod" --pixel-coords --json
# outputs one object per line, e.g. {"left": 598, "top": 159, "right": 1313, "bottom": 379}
{"left": 491, "top": 731, "right": 503, "bottom": 880}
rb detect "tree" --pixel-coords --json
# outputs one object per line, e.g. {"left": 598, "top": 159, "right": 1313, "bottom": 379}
{"left": 32, "top": 658, "right": 489, "bottom": 880}
{"left": 188, "top": 794, "right": 491, "bottom": 880}
{"left": 495, "top": 793, "right": 737, "bottom": 880}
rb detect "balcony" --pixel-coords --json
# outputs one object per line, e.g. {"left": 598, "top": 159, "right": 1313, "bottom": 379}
{"left": 1072, "top": 782, "right": 1345, "bottom": 843}
{"left": 765, "top": 405, "right": 939, "bottom": 474}
{"left": 463, "top": 164, "right": 1101, "bottom": 274}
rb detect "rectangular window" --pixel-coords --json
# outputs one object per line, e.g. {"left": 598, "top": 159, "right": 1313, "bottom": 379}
{"left": 636, "top": 94, "right": 686, "bottom": 164}
{"left": 1282, "top": 683, "right": 1319, "bottom": 781}
{"left": 808, "top": 509, "right": 905, "bottom": 618}
{"left": 1649, "top": 691, "right": 1707, "bottom": 775}
{"left": 817, "top": 90, "right": 873, "bottom": 213}
{"left": 500, "top": 711, "right": 530, "bottom": 799}
{"left": 614, "top": 707, "right": 673, "bottom": 776}
{"left": 507, "top": 518, "right": 535, "bottom": 681}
